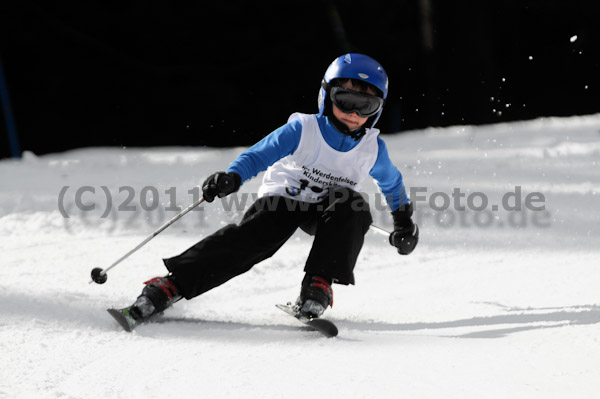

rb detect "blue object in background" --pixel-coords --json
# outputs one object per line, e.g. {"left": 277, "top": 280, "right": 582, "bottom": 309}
{"left": 0, "top": 55, "right": 21, "bottom": 158}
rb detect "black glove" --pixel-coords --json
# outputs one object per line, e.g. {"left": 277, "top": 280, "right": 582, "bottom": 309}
{"left": 201, "top": 172, "right": 242, "bottom": 202}
{"left": 389, "top": 202, "right": 419, "bottom": 255}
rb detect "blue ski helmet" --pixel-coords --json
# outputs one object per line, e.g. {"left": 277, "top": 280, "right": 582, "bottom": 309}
{"left": 318, "top": 53, "right": 389, "bottom": 128}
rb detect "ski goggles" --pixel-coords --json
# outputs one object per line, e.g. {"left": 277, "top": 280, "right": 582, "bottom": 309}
{"left": 329, "top": 86, "right": 384, "bottom": 118}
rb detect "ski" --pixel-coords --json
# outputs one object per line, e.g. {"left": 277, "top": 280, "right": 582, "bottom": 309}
{"left": 276, "top": 303, "right": 338, "bottom": 338}
{"left": 108, "top": 304, "right": 339, "bottom": 337}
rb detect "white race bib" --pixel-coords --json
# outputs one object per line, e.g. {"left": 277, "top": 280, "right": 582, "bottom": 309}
{"left": 258, "top": 113, "right": 379, "bottom": 203}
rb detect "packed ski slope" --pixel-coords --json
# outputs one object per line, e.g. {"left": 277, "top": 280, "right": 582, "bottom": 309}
{"left": 1, "top": 114, "right": 599, "bottom": 399}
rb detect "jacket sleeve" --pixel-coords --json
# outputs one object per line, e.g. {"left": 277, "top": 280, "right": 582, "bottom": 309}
{"left": 369, "top": 137, "right": 409, "bottom": 211}
{"left": 226, "top": 120, "right": 302, "bottom": 183}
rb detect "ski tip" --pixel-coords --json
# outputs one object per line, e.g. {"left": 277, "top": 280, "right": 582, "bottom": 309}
{"left": 309, "top": 318, "right": 339, "bottom": 338}
{"left": 107, "top": 308, "right": 134, "bottom": 332}
{"left": 328, "top": 325, "right": 339, "bottom": 338}
{"left": 276, "top": 303, "right": 339, "bottom": 338}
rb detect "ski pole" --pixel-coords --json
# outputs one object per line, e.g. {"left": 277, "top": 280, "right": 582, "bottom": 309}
{"left": 327, "top": 194, "right": 392, "bottom": 237}
{"left": 369, "top": 224, "right": 391, "bottom": 237}
{"left": 90, "top": 197, "right": 205, "bottom": 284}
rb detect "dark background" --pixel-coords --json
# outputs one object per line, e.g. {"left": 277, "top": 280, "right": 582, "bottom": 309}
{"left": 1, "top": 0, "right": 599, "bottom": 159}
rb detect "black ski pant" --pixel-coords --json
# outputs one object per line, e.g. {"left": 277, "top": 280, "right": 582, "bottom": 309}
{"left": 163, "top": 188, "right": 373, "bottom": 299}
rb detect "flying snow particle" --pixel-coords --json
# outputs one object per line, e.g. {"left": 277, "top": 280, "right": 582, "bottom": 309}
{"left": 570, "top": 35, "right": 578, "bottom": 43}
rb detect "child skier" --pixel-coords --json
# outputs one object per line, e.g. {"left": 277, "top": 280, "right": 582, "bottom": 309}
{"left": 123, "top": 53, "right": 419, "bottom": 324}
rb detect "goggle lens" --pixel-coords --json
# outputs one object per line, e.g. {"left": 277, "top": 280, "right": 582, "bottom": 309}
{"left": 329, "top": 87, "right": 384, "bottom": 118}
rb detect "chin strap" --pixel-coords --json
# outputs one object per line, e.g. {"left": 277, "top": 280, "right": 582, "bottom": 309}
{"left": 329, "top": 113, "right": 367, "bottom": 141}
{"left": 348, "top": 128, "right": 367, "bottom": 141}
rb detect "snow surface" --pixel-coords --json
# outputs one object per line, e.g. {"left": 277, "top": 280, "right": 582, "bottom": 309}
{"left": 1, "top": 115, "right": 599, "bottom": 399}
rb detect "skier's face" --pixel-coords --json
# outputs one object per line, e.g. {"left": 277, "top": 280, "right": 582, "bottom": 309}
{"left": 331, "top": 80, "right": 375, "bottom": 131}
